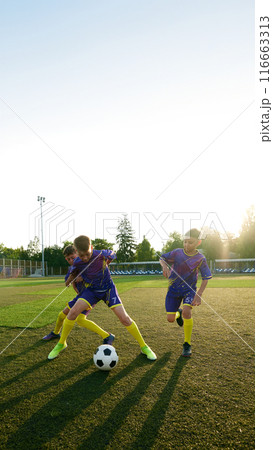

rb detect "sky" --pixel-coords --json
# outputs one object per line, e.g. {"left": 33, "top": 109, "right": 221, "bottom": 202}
{"left": 0, "top": 1, "right": 270, "bottom": 442}
{"left": 0, "top": 0, "right": 256, "bottom": 251}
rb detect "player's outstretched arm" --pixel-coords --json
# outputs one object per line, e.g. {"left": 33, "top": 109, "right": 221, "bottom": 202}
{"left": 65, "top": 272, "right": 77, "bottom": 286}
{"left": 65, "top": 268, "right": 81, "bottom": 286}
{"left": 102, "top": 249, "right": 116, "bottom": 260}
{"left": 160, "top": 259, "right": 171, "bottom": 278}
{"left": 192, "top": 279, "right": 208, "bottom": 306}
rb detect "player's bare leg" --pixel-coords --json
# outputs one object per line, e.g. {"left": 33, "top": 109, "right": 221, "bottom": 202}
{"left": 48, "top": 300, "right": 110, "bottom": 360}
{"left": 112, "top": 305, "right": 157, "bottom": 361}
{"left": 167, "top": 313, "right": 176, "bottom": 323}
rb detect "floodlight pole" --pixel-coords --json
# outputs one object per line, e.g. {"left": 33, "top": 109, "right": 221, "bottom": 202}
{"left": 37, "top": 196, "right": 45, "bottom": 276}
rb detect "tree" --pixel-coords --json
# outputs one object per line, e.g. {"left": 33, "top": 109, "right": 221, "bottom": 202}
{"left": 223, "top": 233, "right": 239, "bottom": 258}
{"left": 62, "top": 240, "right": 73, "bottom": 250}
{"left": 0, "top": 244, "right": 31, "bottom": 260}
{"left": 237, "top": 206, "right": 255, "bottom": 258}
{"left": 17, "top": 246, "right": 30, "bottom": 260}
{"left": 0, "top": 244, "right": 13, "bottom": 258}
{"left": 135, "top": 236, "right": 155, "bottom": 261}
{"left": 201, "top": 232, "right": 224, "bottom": 261}
{"left": 27, "top": 236, "right": 41, "bottom": 260}
{"left": 162, "top": 231, "right": 184, "bottom": 253}
{"left": 91, "top": 238, "right": 114, "bottom": 250}
{"left": 116, "top": 215, "right": 137, "bottom": 262}
{"left": 44, "top": 245, "right": 66, "bottom": 267}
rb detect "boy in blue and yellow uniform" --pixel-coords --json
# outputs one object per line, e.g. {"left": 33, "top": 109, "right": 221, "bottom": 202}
{"left": 48, "top": 235, "right": 157, "bottom": 361}
{"left": 161, "top": 228, "right": 212, "bottom": 357}
{"left": 42, "top": 244, "right": 85, "bottom": 341}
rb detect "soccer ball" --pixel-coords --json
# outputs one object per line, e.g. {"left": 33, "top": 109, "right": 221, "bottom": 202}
{"left": 93, "top": 344, "right": 119, "bottom": 371}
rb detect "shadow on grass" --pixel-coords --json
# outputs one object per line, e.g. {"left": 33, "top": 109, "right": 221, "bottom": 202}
{"left": 78, "top": 352, "right": 172, "bottom": 449}
{"left": 7, "top": 354, "right": 166, "bottom": 449}
{"left": 0, "top": 359, "right": 49, "bottom": 389}
{"left": 0, "top": 339, "right": 45, "bottom": 366}
{"left": 131, "top": 355, "right": 189, "bottom": 448}
{"left": 0, "top": 360, "right": 91, "bottom": 411}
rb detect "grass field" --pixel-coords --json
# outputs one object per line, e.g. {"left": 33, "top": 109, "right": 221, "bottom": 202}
{"left": 0, "top": 276, "right": 255, "bottom": 449}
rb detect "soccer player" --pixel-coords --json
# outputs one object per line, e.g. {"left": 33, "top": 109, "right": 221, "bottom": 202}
{"left": 42, "top": 244, "right": 85, "bottom": 341}
{"left": 47, "top": 235, "right": 157, "bottom": 361}
{"left": 160, "top": 228, "right": 212, "bottom": 357}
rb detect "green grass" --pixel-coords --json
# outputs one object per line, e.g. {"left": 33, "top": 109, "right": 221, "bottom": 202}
{"left": 0, "top": 277, "right": 255, "bottom": 449}
{"left": 0, "top": 276, "right": 254, "bottom": 328}
{"left": 0, "top": 277, "right": 65, "bottom": 288}
{"left": 111, "top": 275, "right": 255, "bottom": 289}
{"left": 0, "top": 274, "right": 255, "bottom": 289}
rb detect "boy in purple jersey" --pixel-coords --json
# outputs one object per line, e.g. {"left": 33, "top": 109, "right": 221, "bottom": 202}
{"left": 160, "top": 229, "right": 212, "bottom": 357}
{"left": 42, "top": 245, "right": 85, "bottom": 341}
{"left": 48, "top": 235, "right": 157, "bottom": 361}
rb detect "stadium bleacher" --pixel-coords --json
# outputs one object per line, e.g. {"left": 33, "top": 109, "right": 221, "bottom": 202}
{"left": 110, "top": 259, "right": 255, "bottom": 276}
{"left": 111, "top": 269, "right": 163, "bottom": 276}
{"left": 214, "top": 267, "right": 255, "bottom": 274}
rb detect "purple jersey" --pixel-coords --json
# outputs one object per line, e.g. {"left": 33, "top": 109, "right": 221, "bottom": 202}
{"left": 71, "top": 249, "right": 116, "bottom": 291}
{"left": 161, "top": 248, "right": 212, "bottom": 293}
{"left": 65, "top": 265, "right": 84, "bottom": 293}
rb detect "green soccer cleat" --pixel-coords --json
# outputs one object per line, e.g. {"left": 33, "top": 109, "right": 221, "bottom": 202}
{"left": 141, "top": 345, "right": 157, "bottom": 361}
{"left": 176, "top": 308, "right": 184, "bottom": 327}
{"left": 48, "top": 342, "right": 67, "bottom": 360}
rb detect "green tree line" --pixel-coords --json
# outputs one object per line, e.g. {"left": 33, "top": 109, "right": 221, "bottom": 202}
{"left": 0, "top": 207, "right": 254, "bottom": 265}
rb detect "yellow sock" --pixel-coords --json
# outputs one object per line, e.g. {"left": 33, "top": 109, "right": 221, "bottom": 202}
{"left": 76, "top": 314, "right": 109, "bottom": 339}
{"left": 59, "top": 318, "right": 76, "bottom": 345}
{"left": 54, "top": 311, "right": 66, "bottom": 334}
{"left": 126, "top": 321, "right": 146, "bottom": 348}
{"left": 183, "top": 318, "right": 193, "bottom": 345}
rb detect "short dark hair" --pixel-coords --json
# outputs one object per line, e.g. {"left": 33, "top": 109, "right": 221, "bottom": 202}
{"left": 63, "top": 245, "right": 76, "bottom": 256}
{"left": 184, "top": 228, "right": 201, "bottom": 240}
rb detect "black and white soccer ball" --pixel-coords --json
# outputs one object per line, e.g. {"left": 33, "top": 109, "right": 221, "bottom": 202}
{"left": 93, "top": 344, "right": 119, "bottom": 371}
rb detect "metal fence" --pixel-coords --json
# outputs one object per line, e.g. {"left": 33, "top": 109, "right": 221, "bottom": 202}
{"left": 47, "top": 266, "right": 70, "bottom": 277}
{"left": 214, "top": 258, "right": 255, "bottom": 274}
{"left": 0, "top": 258, "right": 255, "bottom": 278}
{"left": 0, "top": 259, "right": 47, "bottom": 278}
{"left": 0, "top": 259, "right": 73, "bottom": 278}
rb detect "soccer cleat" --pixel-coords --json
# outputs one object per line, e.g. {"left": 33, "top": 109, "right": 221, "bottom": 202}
{"left": 141, "top": 345, "right": 157, "bottom": 361}
{"left": 176, "top": 308, "right": 184, "bottom": 327}
{"left": 42, "top": 331, "right": 61, "bottom": 341}
{"left": 103, "top": 333, "right": 115, "bottom": 345}
{"left": 48, "top": 342, "right": 67, "bottom": 360}
{"left": 182, "top": 342, "right": 192, "bottom": 357}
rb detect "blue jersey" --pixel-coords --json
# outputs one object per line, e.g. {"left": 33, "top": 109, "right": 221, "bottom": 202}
{"left": 161, "top": 248, "right": 212, "bottom": 293}
{"left": 71, "top": 249, "right": 116, "bottom": 291}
